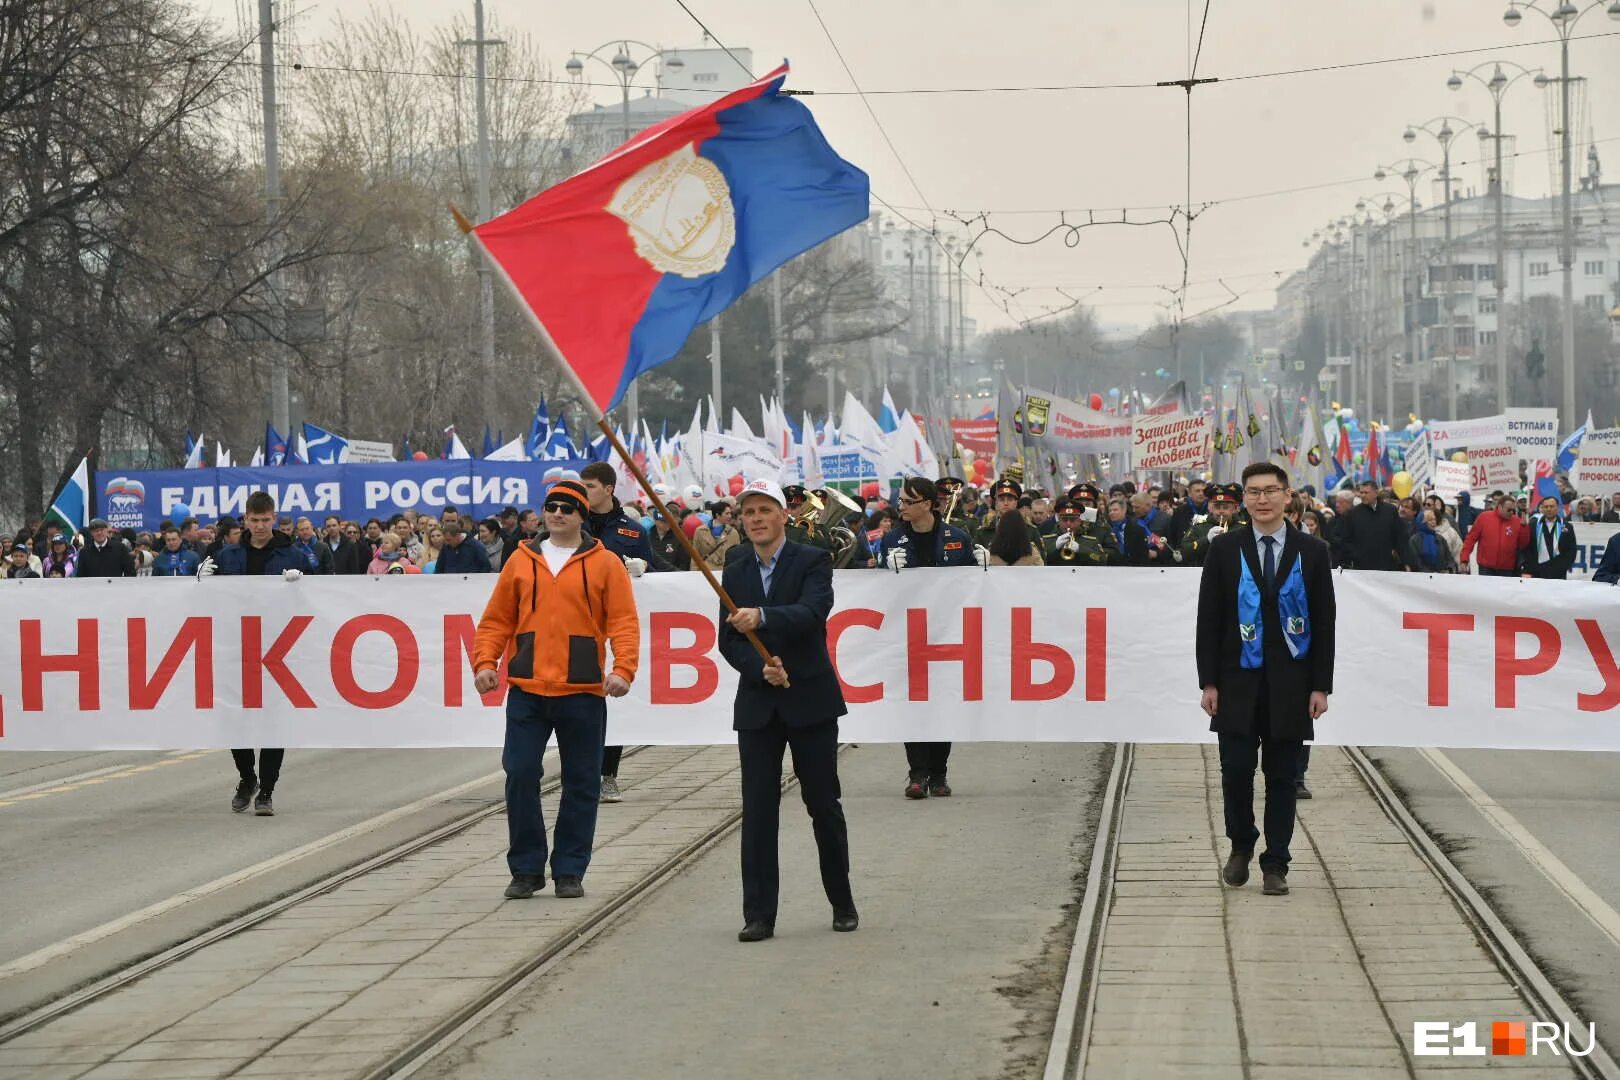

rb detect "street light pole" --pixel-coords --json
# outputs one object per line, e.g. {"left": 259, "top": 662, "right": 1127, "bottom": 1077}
{"left": 1404, "top": 118, "right": 1467, "bottom": 420}
{"left": 258, "top": 0, "right": 288, "bottom": 439}
{"left": 1503, "top": 0, "right": 1620, "bottom": 429}
{"left": 460, "top": 1, "right": 503, "bottom": 425}
{"left": 1450, "top": 61, "right": 1542, "bottom": 414}
{"left": 566, "top": 39, "right": 687, "bottom": 433}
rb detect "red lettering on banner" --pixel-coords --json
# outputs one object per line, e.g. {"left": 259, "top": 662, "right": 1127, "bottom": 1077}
{"left": 650, "top": 611, "right": 718, "bottom": 705}
{"left": 1011, "top": 608, "right": 1074, "bottom": 701}
{"left": 1402, "top": 612, "right": 1476, "bottom": 706}
{"left": 1494, "top": 616, "right": 1560, "bottom": 709}
{"left": 441, "top": 614, "right": 507, "bottom": 707}
{"left": 331, "top": 615, "right": 419, "bottom": 710}
{"left": 128, "top": 618, "right": 215, "bottom": 710}
{"left": 242, "top": 616, "right": 316, "bottom": 709}
{"left": 908, "top": 608, "right": 983, "bottom": 701}
{"left": 827, "top": 608, "right": 884, "bottom": 704}
{"left": 1086, "top": 607, "right": 1107, "bottom": 701}
{"left": 21, "top": 619, "right": 101, "bottom": 711}
{"left": 1574, "top": 619, "right": 1620, "bottom": 712}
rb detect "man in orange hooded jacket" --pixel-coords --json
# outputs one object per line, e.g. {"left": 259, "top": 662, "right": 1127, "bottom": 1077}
{"left": 474, "top": 478, "right": 640, "bottom": 901}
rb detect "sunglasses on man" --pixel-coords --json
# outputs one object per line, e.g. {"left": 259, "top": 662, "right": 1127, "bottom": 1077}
{"left": 543, "top": 500, "right": 580, "bottom": 515}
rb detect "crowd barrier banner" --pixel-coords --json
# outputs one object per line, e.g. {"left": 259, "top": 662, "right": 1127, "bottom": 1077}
{"left": 1, "top": 568, "right": 1616, "bottom": 752}
{"left": 95, "top": 460, "right": 591, "bottom": 532}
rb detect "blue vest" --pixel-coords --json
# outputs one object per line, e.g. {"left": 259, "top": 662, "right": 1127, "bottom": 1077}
{"left": 1237, "top": 544, "right": 1311, "bottom": 669}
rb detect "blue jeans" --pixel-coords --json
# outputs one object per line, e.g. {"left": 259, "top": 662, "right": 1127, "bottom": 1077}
{"left": 1218, "top": 733, "right": 1305, "bottom": 874}
{"left": 502, "top": 688, "right": 605, "bottom": 879}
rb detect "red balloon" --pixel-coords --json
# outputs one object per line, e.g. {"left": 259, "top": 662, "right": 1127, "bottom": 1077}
{"left": 860, "top": 481, "right": 880, "bottom": 499}
{"left": 1089, "top": 393, "right": 1104, "bottom": 411}
{"left": 727, "top": 474, "right": 745, "bottom": 496}
{"left": 412, "top": 451, "right": 429, "bottom": 461}
{"left": 682, "top": 514, "right": 702, "bottom": 540}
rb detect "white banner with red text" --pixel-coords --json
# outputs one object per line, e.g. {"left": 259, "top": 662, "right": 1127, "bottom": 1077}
{"left": 0, "top": 569, "right": 1616, "bottom": 752}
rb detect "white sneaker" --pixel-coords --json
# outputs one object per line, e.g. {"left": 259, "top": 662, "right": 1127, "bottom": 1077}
{"left": 600, "top": 776, "right": 623, "bottom": 803}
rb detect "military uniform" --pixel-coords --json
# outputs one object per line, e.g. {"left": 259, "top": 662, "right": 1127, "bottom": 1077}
{"left": 782, "top": 485, "right": 834, "bottom": 552}
{"left": 1043, "top": 498, "right": 1121, "bottom": 566}
{"left": 974, "top": 478, "right": 1045, "bottom": 563}
{"left": 1178, "top": 483, "right": 1246, "bottom": 567}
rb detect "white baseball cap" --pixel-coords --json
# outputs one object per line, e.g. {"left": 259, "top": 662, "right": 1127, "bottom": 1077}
{"left": 738, "top": 477, "right": 787, "bottom": 509}
{"left": 683, "top": 483, "right": 704, "bottom": 503}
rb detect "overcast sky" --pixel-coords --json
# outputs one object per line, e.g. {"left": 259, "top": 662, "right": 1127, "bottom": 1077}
{"left": 199, "top": 0, "right": 1617, "bottom": 334}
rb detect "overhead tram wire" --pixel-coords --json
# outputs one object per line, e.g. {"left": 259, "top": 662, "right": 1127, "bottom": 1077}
{"left": 242, "top": 30, "right": 1620, "bottom": 99}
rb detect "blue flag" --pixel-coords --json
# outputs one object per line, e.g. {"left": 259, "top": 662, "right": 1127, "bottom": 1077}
{"left": 47, "top": 455, "right": 92, "bottom": 535}
{"left": 402, "top": 433, "right": 412, "bottom": 460}
{"left": 482, "top": 425, "right": 495, "bottom": 458}
{"left": 546, "top": 415, "right": 574, "bottom": 461}
{"left": 302, "top": 422, "right": 350, "bottom": 465}
{"left": 266, "top": 424, "right": 288, "bottom": 467}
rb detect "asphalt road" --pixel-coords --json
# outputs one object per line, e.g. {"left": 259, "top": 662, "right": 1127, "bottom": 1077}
{"left": 1367, "top": 747, "right": 1620, "bottom": 1051}
{"left": 0, "top": 746, "right": 505, "bottom": 1019}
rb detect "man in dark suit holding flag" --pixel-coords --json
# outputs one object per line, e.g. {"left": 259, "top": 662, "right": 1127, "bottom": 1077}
{"left": 719, "top": 478, "right": 857, "bottom": 943}
{"left": 1197, "top": 462, "right": 1336, "bottom": 897}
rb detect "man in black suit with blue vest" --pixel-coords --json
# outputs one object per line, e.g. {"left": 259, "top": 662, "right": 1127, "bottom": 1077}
{"left": 719, "top": 477, "right": 857, "bottom": 943}
{"left": 1197, "top": 462, "right": 1336, "bottom": 897}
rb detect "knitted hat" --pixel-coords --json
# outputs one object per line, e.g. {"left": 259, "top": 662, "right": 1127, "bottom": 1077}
{"left": 545, "top": 479, "right": 590, "bottom": 515}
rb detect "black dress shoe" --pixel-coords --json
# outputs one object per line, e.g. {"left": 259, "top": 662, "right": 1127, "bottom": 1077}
{"left": 832, "top": 909, "right": 859, "bottom": 933}
{"left": 737, "top": 920, "right": 774, "bottom": 943}
{"left": 1261, "top": 870, "right": 1289, "bottom": 896}
{"left": 1295, "top": 781, "right": 1313, "bottom": 800}
{"left": 554, "top": 876, "right": 584, "bottom": 899}
{"left": 1222, "top": 849, "right": 1252, "bottom": 887}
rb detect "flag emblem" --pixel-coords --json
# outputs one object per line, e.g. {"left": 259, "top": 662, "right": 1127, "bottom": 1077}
{"left": 1239, "top": 623, "right": 1257, "bottom": 642}
{"left": 1286, "top": 616, "right": 1305, "bottom": 635}
{"left": 607, "top": 144, "right": 736, "bottom": 278}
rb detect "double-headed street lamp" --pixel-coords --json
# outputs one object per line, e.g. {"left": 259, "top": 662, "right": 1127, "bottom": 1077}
{"left": 1375, "top": 159, "right": 1439, "bottom": 420}
{"left": 1402, "top": 117, "right": 1469, "bottom": 421}
{"left": 565, "top": 40, "right": 686, "bottom": 431}
{"left": 1447, "top": 61, "right": 1544, "bottom": 414}
{"left": 1503, "top": 0, "right": 1620, "bottom": 429}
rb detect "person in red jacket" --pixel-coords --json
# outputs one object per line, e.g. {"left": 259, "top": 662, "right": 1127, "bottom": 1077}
{"left": 1458, "top": 494, "right": 1531, "bottom": 576}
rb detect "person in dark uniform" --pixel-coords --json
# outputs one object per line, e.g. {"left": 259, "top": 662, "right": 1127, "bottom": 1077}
{"left": 783, "top": 485, "right": 834, "bottom": 552}
{"left": 973, "top": 478, "right": 1045, "bottom": 562}
{"left": 1179, "top": 483, "right": 1244, "bottom": 567}
{"left": 875, "top": 476, "right": 982, "bottom": 799}
{"left": 1043, "top": 496, "right": 1121, "bottom": 566}
{"left": 719, "top": 478, "right": 857, "bottom": 943}
{"left": 1197, "top": 462, "right": 1336, "bottom": 897}
{"left": 579, "top": 462, "right": 659, "bottom": 805}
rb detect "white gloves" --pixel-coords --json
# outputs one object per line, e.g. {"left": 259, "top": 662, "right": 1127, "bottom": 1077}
{"left": 282, "top": 568, "right": 303, "bottom": 582}
{"left": 196, "top": 556, "right": 216, "bottom": 579}
{"left": 1207, "top": 525, "right": 1226, "bottom": 541}
{"left": 885, "top": 547, "right": 908, "bottom": 572}
{"left": 1058, "top": 533, "right": 1080, "bottom": 555}
{"left": 623, "top": 557, "right": 647, "bottom": 578}
{"left": 973, "top": 544, "right": 991, "bottom": 568}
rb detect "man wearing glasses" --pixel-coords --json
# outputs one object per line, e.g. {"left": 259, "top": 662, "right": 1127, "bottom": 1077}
{"left": 1196, "top": 463, "right": 1336, "bottom": 898}
{"left": 473, "top": 479, "right": 640, "bottom": 902}
{"left": 875, "top": 476, "right": 981, "bottom": 799}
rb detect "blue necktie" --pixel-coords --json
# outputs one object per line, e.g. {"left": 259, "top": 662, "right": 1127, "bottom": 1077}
{"left": 1261, "top": 535, "right": 1276, "bottom": 593}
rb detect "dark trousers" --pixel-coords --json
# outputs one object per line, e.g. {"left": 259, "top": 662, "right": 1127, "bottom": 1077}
{"left": 231, "top": 749, "right": 283, "bottom": 792}
{"left": 1296, "top": 743, "right": 1311, "bottom": 784}
{"left": 502, "top": 688, "right": 605, "bottom": 879}
{"left": 1218, "top": 734, "right": 1304, "bottom": 874}
{"left": 1479, "top": 567, "right": 1517, "bottom": 577}
{"left": 903, "top": 741, "right": 951, "bottom": 782}
{"left": 601, "top": 744, "right": 623, "bottom": 777}
{"left": 738, "top": 715, "right": 853, "bottom": 925}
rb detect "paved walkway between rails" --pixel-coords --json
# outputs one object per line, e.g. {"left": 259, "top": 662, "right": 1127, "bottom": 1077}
{"left": 0, "top": 746, "right": 743, "bottom": 1080}
{"left": 1083, "top": 744, "right": 1580, "bottom": 1080}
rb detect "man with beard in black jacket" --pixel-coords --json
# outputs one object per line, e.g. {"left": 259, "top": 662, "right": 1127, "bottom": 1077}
{"left": 1339, "top": 481, "right": 1412, "bottom": 571}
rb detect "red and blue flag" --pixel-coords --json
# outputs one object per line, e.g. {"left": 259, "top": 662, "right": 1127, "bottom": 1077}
{"left": 470, "top": 63, "right": 869, "bottom": 415}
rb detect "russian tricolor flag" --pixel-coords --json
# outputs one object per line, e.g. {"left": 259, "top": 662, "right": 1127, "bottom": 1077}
{"left": 468, "top": 63, "right": 869, "bottom": 416}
